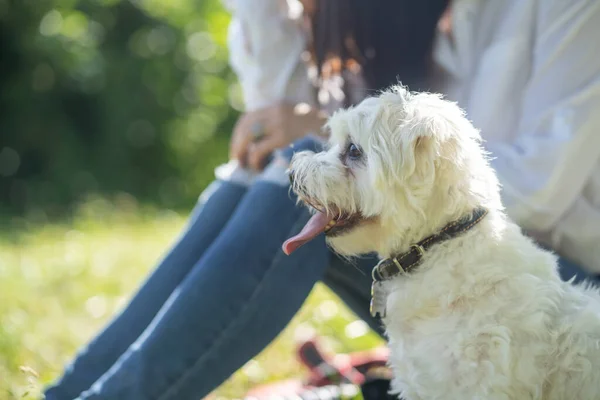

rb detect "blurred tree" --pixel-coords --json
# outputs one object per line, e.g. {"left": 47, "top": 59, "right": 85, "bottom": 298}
{"left": 0, "top": 0, "right": 241, "bottom": 216}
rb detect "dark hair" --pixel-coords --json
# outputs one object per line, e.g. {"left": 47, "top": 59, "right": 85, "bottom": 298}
{"left": 307, "top": 0, "right": 451, "bottom": 95}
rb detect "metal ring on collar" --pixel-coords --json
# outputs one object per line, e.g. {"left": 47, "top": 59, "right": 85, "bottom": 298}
{"left": 372, "top": 259, "right": 386, "bottom": 281}
{"left": 372, "top": 266, "right": 379, "bottom": 281}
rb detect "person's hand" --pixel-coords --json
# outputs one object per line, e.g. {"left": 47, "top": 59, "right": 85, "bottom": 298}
{"left": 229, "top": 103, "right": 327, "bottom": 170}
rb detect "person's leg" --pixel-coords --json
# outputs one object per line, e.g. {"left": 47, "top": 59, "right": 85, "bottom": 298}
{"left": 323, "top": 254, "right": 384, "bottom": 336}
{"left": 45, "top": 175, "right": 253, "bottom": 400}
{"left": 72, "top": 181, "right": 330, "bottom": 400}
{"left": 557, "top": 256, "right": 599, "bottom": 285}
{"left": 50, "top": 138, "right": 330, "bottom": 400}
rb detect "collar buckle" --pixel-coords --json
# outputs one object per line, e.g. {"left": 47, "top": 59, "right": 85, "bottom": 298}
{"left": 410, "top": 243, "right": 425, "bottom": 260}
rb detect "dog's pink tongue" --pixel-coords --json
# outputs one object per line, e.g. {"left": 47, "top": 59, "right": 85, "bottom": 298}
{"left": 283, "top": 212, "right": 331, "bottom": 255}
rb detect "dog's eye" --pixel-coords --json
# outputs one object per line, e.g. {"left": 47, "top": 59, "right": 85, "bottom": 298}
{"left": 347, "top": 143, "right": 362, "bottom": 160}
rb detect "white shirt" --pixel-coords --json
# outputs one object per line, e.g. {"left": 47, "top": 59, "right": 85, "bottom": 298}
{"left": 224, "top": 0, "right": 313, "bottom": 111}
{"left": 226, "top": 0, "right": 600, "bottom": 273}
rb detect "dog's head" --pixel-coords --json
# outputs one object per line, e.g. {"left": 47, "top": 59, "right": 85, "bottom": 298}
{"left": 283, "top": 86, "right": 500, "bottom": 257}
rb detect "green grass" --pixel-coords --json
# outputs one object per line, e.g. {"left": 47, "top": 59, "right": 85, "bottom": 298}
{"left": 0, "top": 197, "right": 382, "bottom": 399}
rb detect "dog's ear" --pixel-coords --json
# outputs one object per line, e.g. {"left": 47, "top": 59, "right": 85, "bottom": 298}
{"left": 368, "top": 87, "right": 491, "bottom": 220}
{"left": 401, "top": 91, "right": 476, "bottom": 166}
{"left": 370, "top": 90, "right": 443, "bottom": 182}
{"left": 370, "top": 89, "right": 476, "bottom": 195}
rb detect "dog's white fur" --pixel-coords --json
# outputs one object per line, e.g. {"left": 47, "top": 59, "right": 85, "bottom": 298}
{"left": 289, "top": 86, "right": 600, "bottom": 399}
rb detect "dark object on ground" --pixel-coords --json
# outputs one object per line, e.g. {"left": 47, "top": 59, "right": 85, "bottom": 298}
{"left": 244, "top": 338, "right": 398, "bottom": 400}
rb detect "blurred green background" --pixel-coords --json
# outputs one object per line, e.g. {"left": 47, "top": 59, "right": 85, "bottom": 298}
{"left": 0, "top": 1, "right": 382, "bottom": 398}
{"left": 1, "top": 0, "right": 241, "bottom": 218}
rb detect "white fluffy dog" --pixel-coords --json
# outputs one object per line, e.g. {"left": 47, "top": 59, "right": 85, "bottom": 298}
{"left": 283, "top": 86, "right": 600, "bottom": 399}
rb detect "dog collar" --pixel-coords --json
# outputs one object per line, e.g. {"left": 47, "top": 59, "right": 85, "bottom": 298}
{"left": 370, "top": 207, "right": 488, "bottom": 318}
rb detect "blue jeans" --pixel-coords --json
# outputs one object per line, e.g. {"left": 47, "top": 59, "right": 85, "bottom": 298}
{"left": 45, "top": 139, "right": 595, "bottom": 400}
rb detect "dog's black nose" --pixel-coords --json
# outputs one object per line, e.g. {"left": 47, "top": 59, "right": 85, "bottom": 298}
{"left": 288, "top": 170, "right": 295, "bottom": 185}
